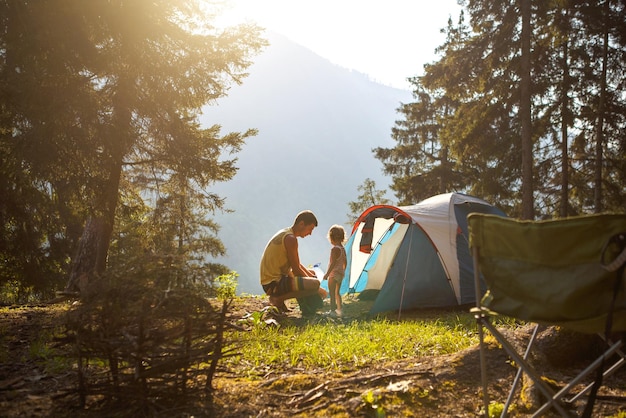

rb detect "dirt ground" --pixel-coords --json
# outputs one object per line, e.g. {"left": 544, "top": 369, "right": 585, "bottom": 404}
{"left": 1, "top": 297, "right": 625, "bottom": 417}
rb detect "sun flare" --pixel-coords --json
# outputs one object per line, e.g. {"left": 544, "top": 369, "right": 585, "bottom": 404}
{"left": 214, "top": 0, "right": 462, "bottom": 90}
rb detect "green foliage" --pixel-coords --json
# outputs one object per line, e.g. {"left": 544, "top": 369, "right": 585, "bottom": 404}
{"left": 109, "top": 176, "right": 232, "bottom": 294}
{"left": 1, "top": 0, "right": 267, "bottom": 298}
{"left": 239, "top": 310, "right": 267, "bottom": 329}
{"left": 479, "top": 400, "right": 518, "bottom": 418}
{"left": 28, "top": 329, "right": 73, "bottom": 375}
{"left": 215, "top": 271, "right": 239, "bottom": 300}
{"left": 362, "top": 390, "right": 386, "bottom": 417}
{"left": 236, "top": 305, "right": 286, "bottom": 331}
{"left": 379, "top": 1, "right": 626, "bottom": 216}
{"left": 0, "top": 281, "right": 33, "bottom": 305}
{"left": 346, "top": 178, "right": 392, "bottom": 223}
{"left": 64, "top": 261, "right": 232, "bottom": 412}
{"left": 479, "top": 402, "right": 508, "bottom": 418}
{"left": 375, "top": 80, "right": 464, "bottom": 205}
{"left": 0, "top": 0, "right": 93, "bottom": 298}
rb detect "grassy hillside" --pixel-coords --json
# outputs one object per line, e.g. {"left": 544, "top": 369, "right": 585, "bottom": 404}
{"left": 2, "top": 296, "right": 626, "bottom": 417}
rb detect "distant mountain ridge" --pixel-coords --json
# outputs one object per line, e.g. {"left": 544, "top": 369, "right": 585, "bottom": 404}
{"left": 200, "top": 32, "right": 412, "bottom": 294}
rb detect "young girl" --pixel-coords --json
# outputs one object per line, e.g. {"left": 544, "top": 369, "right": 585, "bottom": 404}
{"left": 323, "top": 225, "right": 347, "bottom": 318}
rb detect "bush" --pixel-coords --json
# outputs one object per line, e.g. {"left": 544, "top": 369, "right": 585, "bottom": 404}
{"left": 63, "top": 259, "right": 234, "bottom": 415}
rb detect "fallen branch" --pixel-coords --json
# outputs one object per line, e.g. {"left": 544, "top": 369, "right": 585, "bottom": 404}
{"left": 288, "top": 381, "right": 329, "bottom": 407}
{"left": 334, "top": 369, "right": 433, "bottom": 390}
{"left": 291, "top": 400, "right": 331, "bottom": 415}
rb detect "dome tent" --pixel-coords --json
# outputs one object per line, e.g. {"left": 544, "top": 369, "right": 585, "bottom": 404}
{"left": 341, "top": 193, "right": 506, "bottom": 315}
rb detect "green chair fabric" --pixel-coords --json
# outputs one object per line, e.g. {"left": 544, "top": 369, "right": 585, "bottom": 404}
{"left": 468, "top": 213, "right": 626, "bottom": 334}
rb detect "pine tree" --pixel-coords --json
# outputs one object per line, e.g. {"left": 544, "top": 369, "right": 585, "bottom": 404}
{"left": 346, "top": 178, "right": 391, "bottom": 224}
{"left": 0, "top": 0, "right": 266, "bottom": 296}
{"left": 379, "top": 0, "right": 626, "bottom": 217}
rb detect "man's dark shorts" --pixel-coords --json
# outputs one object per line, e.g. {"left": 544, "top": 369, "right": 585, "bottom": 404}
{"left": 262, "top": 275, "right": 305, "bottom": 296}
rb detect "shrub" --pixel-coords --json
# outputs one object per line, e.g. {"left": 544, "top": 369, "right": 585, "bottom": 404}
{"left": 63, "top": 257, "right": 233, "bottom": 414}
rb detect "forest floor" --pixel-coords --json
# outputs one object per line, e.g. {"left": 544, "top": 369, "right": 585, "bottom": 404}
{"left": 1, "top": 296, "right": 626, "bottom": 417}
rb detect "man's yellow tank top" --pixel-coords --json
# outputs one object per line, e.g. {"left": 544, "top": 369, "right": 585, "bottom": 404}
{"left": 260, "top": 227, "right": 293, "bottom": 285}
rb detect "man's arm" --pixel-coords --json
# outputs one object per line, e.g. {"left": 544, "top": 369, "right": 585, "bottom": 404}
{"left": 285, "top": 234, "right": 315, "bottom": 277}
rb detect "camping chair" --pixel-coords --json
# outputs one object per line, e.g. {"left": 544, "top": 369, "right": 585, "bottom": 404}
{"left": 468, "top": 213, "right": 626, "bottom": 417}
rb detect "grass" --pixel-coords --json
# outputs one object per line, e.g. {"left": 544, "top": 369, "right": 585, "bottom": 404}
{"left": 0, "top": 304, "right": 74, "bottom": 375}
{"left": 224, "top": 304, "right": 510, "bottom": 376}
{"left": 1, "top": 296, "right": 519, "bottom": 384}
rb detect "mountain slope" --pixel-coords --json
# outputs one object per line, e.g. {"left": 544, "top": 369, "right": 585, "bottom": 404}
{"left": 200, "top": 32, "right": 412, "bottom": 294}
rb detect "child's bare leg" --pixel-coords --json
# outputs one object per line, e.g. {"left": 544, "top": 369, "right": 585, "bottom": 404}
{"left": 328, "top": 280, "right": 337, "bottom": 311}
{"left": 336, "top": 289, "right": 342, "bottom": 311}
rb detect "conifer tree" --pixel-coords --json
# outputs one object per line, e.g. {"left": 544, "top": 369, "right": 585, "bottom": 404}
{"left": 379, "top": 0, "right": 626, "bottom": 217}
{"left": 0, "top": 0, "right": 266, "bottom": 296}
{"left": 346, "top": 178, "right": 391, "bottom": 224}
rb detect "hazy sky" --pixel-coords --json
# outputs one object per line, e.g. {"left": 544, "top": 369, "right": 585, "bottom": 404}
{"left": 220, "top": 0, "right": 463, "bottom": 90}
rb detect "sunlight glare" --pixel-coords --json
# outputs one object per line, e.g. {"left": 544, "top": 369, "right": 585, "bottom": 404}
{"left": 214, "top": 0, "right": 462, "bottom": 89}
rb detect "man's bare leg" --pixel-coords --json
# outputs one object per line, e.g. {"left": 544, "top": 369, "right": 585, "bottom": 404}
{"left": 269, "top": 277, "right": 320, "bottom": 311}
{"left": 269, "top": 287, "right": 319, "bottom": 308}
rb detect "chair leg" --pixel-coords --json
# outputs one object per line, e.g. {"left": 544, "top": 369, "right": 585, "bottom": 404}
{"left": 533, "top": 339, "right": 624, "bottom": 416}
{"left": 480, "top": 320, "right": 572, "bottom": 417}
{"left": 477, "top": 315, "right": 490, "bottom": 418}
{"left": 473, "top": 246, "right": 492, "bottom": 418}
{"left": 503, "top": 324, "right": 542, "bottom": 416}
{"left": 565, "top": 339, "right": 624, "bottom": 404}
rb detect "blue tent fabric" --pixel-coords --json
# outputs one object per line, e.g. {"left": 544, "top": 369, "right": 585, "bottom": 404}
{"left": 371, "top": 225, "right": 457, "bottom": 314}
{"left": 454, "top": 201, "right": 506, "bottom": 304}
{"left": 339, "top": 232, "right": 356, "bottom": 295}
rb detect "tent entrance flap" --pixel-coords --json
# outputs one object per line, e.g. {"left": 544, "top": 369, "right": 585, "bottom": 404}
{"left": 365, "top": 223, "right": 408, "bottom": 291}
{"left": 350, "top": 220, "right": 406, "bottom": 293}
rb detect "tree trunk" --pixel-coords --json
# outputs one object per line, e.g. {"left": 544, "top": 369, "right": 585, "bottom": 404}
{"left": 64, "top": 75, "right": 131, "bottom": 293}
{"left": 64, "top": 161, "right": 122, "bottom": 293}
{"left": 64, "top": 217, "right": 105, "bottom": 293}
{"left": 520, "top": 0, "right": 534, "bottom": 220}
{"left": 559, "top": 6, "right": 570, "bottom": 218}
{"left": 594, "top": 0, "right": 609, "bottom": 213}
{"left": 439, "top": 146, "right": 449, "bottom": 194}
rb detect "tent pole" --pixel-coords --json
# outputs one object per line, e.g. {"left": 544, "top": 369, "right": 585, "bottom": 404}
{"left": 397, "top": 224, "right": 414, "bottom": 320}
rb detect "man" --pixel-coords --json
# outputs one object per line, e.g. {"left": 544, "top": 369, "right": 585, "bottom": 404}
{"left": 260, "top": 210, "right": 325, "bottom": 313}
